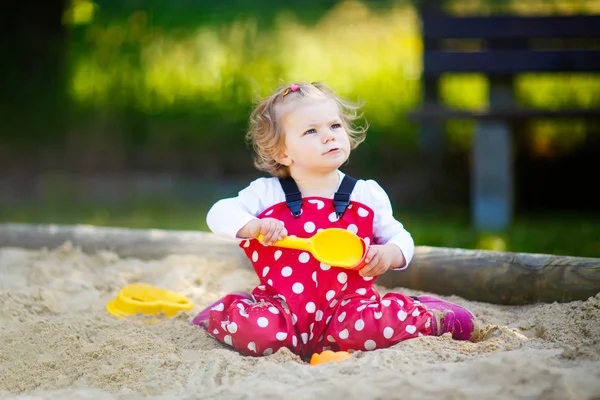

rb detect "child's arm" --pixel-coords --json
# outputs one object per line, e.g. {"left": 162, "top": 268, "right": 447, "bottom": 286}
{"left": 360, "top": 180, "right": 415, "bottom": 273}
{"left": 206, "top": 177, "right": 287, "bottom": 244}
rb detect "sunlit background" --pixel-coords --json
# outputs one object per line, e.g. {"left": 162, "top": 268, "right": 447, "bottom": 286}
{"left": 1, "top": 0, "right": 599, "bottom": 257}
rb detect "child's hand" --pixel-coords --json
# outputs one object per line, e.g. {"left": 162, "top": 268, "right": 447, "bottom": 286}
{"left": 359, "top": 244, "right": 406, "bottom": 277}
{"left": 239, "top": 218, "right": 287, "bottom": 246}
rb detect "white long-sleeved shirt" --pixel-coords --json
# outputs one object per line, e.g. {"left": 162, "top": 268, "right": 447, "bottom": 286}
{"left": 207, "top": 171, "right": 415, "bottom": 269}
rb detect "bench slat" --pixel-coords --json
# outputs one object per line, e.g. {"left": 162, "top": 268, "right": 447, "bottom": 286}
{"left": 422, "top": 14, "right": 600, "bottom": 39}
{"left": 424, "top": 50, "right": 600, "bottom": 75}
{"left": 408, "top": 107, "right": 600, "bottom": 121}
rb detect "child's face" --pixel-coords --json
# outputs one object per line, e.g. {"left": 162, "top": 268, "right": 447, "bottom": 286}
{"left": 277, "top": 98, "right": 351, "bottom": 177}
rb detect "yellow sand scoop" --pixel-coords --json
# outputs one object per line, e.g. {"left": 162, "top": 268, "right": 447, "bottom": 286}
{"left": 107, "top": 283, "right": 193, "bottom": 321}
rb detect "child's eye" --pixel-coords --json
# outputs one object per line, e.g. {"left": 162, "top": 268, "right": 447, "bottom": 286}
{"left": 331, "top": 123, "right": 342, "bottom": 129}
{"left": 304, "top": 128, "right": 317, "bottom": 135}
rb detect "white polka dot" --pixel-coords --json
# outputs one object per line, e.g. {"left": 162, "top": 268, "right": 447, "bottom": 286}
{"left": 301, "top": 333, "right": 308, "bottom": 344}
{"left": 418, "top": 333, "right": 424, "bottom": 337}
{"left": 326, "top": 290, "right": 336, "bottom": 301}
{"left": 326, "top": 316, "right": 332, "bottom": 324}
{"left": 346, "top": 224, "right": 358, "bottom": 234}
{"left": 267, "top": 279, "right": 273, "bottom": 286}
{"left": 292, "top": 336, "right": 298, "bottom": 347}
{"left": 339, "top": 329, "right": 349, "bottom": 339}
{"left": 412, "top": 309, "right": 420, "bottom": 317}
{"left": 355, "top": 288, "right": 367, "bottom": 295}
{"left": 268, "top": 307, "right": 280, "bottom": 314}
{"left": 406, "top": 325, "right": 417, "bottom": 334}
{"left": 364, "top": 340, "right": 376, "bottom": 350}
{"left": 355, "top": 319, "right": 365, "bottom": 331}
{"left": 368, "top": 304, "right": 378, "bottom": 308}
{"left": 252, "top": 251, "right": 259, "bottom": 262}
{"left": 274, "top": 250, "right": 282, "bottom": 260}
{"left": 211, "top": 303, "right": 224, "bottom": 311}
{"left": 263, "top": 348, "right": 273, "bottom": 356}
{"left": 383, "top": 327, "right": 394, "bottom": 339}
{"left": 320, "top": 263, "right": 331, "bottom": 271}
{"left": 298, "top": 252, "right": 310, "bottom": 263}
{"left": 309, "top": 331, "right": 314, "bottom": 340}
{"left": 341, "top": 283, "right": 348, "bottom": 291}
{"left": 308, "top": 199, "right": 325, "bottom": 209}
{"left": 224, "top": 335, "right": 232, "bottom": 345}
{"left": 363, "top": 276, "right": 374, "bottom": 281}
{"left": 257, "top": 285, "right": 266, "bottom": 291}
{"left": 340, "top": 299, "right": 349, "bottom": 306}
{"left": 398, "top": 310, "right": 408, "bottom": 321}
{"left": 364, "top": 237, "right": 371, "bottom": 246}
{"left": 357, "top": 305, "right": 367, "bottom": 312}
{"left": 396, "top": 299, "right": 405, "bottom": 307}
{"left": 239, "top": 309, "right": 249, "bottom": 318}
{"left": 292, "top": 314, "right": 298, "bottom": 324}
{"left": 306, "top": 302, "right": 316, "bottom": 313}
{"left": 358, "top": 207, "right": 369, "bottom": 217}
{"left": 247, "top": 341, "right": 256, "bottom": 352}
{"left": 276, "top": 332, "right": 288, "bottom": 341}
{"left": 330, "top": 299, "right": 338, "bottom": 308}
{"left": 292, "top": 282, "right": 304, "bottom": 294}
{"left": 328, "top": 212, "right": 339, "bottom": 222}
{"left": 374, "top": 311, "right": 383, "bottom": 320}
{"left": 262, "top": 267, "right": 270, "bottom": 277}
{"left": 304, "top": 221, "right": 316, "bottom": 233}
{"left": 312, "top": 271, "right": 317, "bottom": 282}
{"left": 370, "top": 295, "right": 377, "bottom": 300}
{"left": 265, "top": 209, "right": 274, "bottom": 216}
{"left": 212, "top": 329, "right": 219, "bottom": 335}
{"left": 227, "top": 322, "right": 238, "bottom": 334}
{"left": 281, "top": 266, "right": 293, "bottom": 277}
{"left": 243, "top": 240, "right": 250, "bottom": 248}
{"left": 425, "top": 318, "right": 431, "bottom": 328}
{"left": 257, "top": 317, "right": 269, "bottom": 327}
{"left": 382, "top": 300, "right": 391, "bottom": 307}
{"left": 337, "top": 272, "right": 348, "bottom": 284}
{"left": 315, "top": 310, "right": 323, "bottom": 321}
{"left": 327, "top": 335, "right": 336, "bottom": 343}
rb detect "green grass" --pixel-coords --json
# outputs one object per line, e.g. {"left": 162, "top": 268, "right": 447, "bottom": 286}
{"left": 2, "top": 199, "right": 598, "bottom": 258}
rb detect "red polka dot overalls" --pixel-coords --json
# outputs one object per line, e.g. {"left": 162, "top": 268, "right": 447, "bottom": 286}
{"left": 204, "top": 176, "right": 434, "bottom": 359}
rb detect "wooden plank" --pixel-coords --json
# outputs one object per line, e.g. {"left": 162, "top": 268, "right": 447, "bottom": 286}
{"left": 1, "top": 223, "right": 599, "bottom": 305}
{"left": 407, "top": 107, "right": 600, "bottom": 121}
{"left": 377, "top": 246, "right": 600, "bottom": 305}
{"left": 423, "top": 50, "right": 600, "bottom": 75}
{"left": 422, "top": 14, "right": 600, "bottom": 39}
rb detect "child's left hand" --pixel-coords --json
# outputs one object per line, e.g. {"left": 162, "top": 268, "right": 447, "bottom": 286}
{"left": 359, "top": 244, "right": 406, "bottom": 277}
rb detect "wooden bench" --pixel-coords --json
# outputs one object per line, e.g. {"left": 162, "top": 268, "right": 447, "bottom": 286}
{"left": 409, "top": 4, "right": 600, "bottom": 231}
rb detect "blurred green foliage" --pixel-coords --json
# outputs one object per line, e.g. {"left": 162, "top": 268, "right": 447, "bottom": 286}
{"left": 54, "top": 0, "right": 600, "bottom": 171}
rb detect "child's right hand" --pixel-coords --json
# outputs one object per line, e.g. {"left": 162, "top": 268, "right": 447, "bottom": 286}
{"left": 239, "top": 218, "right": 287, "bottom": 246}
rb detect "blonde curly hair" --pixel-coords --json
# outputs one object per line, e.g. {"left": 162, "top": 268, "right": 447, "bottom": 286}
{"left": 246, "top": 82, "right": 367, "bottom": 178}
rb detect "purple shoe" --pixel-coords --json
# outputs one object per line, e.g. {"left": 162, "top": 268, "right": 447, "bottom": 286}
{"left": 418, "top": 295, "right": 479, "bottom": 341}
{"left": 191, "top": 291, "right": 253, "bottom": 329}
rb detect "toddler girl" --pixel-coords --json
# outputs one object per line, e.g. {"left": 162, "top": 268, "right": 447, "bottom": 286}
{"left": 192, "top": 82, "right": 479, "bottom": 359}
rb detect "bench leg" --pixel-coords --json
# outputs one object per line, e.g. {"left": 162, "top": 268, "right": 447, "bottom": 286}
{"left": 471, "top": 121, "right": 513, "bottom": 231}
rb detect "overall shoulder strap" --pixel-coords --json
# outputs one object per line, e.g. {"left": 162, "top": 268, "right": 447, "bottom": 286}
{"left": 333, "top": 175, "right": 358, "bottom": 218}
{"left": 279, "top": 177, "right": 303, "bottom": 218}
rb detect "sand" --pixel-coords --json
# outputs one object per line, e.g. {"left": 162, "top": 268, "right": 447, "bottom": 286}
{"left": 0, "top": 242, "right": 599, "bottom": 400}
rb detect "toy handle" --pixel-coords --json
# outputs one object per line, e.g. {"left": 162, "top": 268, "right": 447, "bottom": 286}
{"left": 257, "top": 234, "right": 312, "bottom": 252}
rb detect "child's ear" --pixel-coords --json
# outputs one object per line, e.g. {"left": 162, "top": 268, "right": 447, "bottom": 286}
{"left": 276, "top": 152, "right": 292, "bottom": 166}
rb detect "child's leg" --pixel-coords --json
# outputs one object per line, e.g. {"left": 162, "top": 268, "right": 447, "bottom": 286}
{"left": 191, "top": 291, "right": 252, "bottom": 329}
{"left": 197, "top": 292, "right": 298, "bottom": 357}
{"left": 417, "top": 295, "right": 480, "bottom": 341}
{"left": 323, "top": 293, "right": 433, "bottom": 352}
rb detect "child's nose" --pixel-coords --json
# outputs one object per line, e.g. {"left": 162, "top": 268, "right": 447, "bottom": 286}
{"left": 322, "top": 131, "right": 335, "bottom": 143}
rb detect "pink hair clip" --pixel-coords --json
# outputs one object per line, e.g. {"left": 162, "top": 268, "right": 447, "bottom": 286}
{"left": 282, "top": 84, "right": 300, "bottom": 97}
